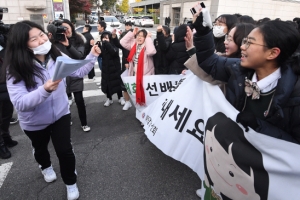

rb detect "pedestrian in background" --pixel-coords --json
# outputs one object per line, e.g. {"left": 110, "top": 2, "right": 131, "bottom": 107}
{"left": 153, "top": 25, "right": 172, "bottom": 74}
{"left": 120, "top": 28, "right": 156, "bottom": 125}
{"left": 112, "top": 22, "right": 133, "bottom": 110}
{"left": 0, "top": 49, "right": 18, "bottom": 159}
{"left": 91, "top": 21, "right": 111, "bottom": 88}
{"left": 166, "top": 24, "right": 189, "bottom": 74}
{"left": 50, "top": 19, "right": 91, "bottom": 132}
{"left": 82, "top": 24, "right": 95, "bottom": 82}
{"left": 99, "top": 32, "right": 123, "bottom": 107}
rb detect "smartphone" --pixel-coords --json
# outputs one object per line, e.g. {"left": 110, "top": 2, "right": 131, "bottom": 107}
{"left": 95, "top": 41, "right": 100, "bottom": 45}
{"left": 190, "top": 2, "right": 206, "bottom": 15}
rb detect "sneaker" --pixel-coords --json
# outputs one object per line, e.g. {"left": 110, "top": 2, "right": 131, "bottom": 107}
{"left": 81, "top": 125, "right": 91, "bottom": 132}
{"left": 3, "top": 137, "right": 18, "bottom": 148}
{"left": 122, "top": 101, "right": 132, "bottom": 110}
{"left": 104, "top": 99, "right": 113, "bottom": 107}
{"left": 41, "top": 165, "right": 57, "bottom": 183}
{"left": 118, "top": 97, "right": 126, "bottom": 105}
{"left": 0, "top": 143, "right": 11, "bottom": 159}
{"left": 69, "top": 100, "right": 73, "bottom": 106}
{"left": 10, "top": 118, "right": 18, "bottom": 125}
{"left": 66, "top": 183, "right": 79, "bottom": 200}
{"left": 196, "top": 189, "right": 201, "bottom": 198}
{"left": 96, "top": 82, "right": 101, "bottom": 86}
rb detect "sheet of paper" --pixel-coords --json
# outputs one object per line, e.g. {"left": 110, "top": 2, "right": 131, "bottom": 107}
{"left": 52, "top": 56, "right": 92, "bottom": 81}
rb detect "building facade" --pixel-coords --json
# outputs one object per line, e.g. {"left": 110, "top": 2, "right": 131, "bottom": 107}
{"left": 130, "top": 0, "right": 300, "bottom": 26}
{"left": 1, "top": 0, "right": 70, "bottom": 29}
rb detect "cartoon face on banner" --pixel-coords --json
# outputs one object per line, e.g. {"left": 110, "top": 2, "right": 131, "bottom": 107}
{"left": 204, "top": 112, "right": 269, "bottom": 200}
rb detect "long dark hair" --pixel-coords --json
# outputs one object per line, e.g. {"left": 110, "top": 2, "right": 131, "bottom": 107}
{"left": 258, "top": 20, "right": 300, "bottom": 74}
{"left": 216, "top": 14, "right": 238, "bottom": 33}
{"left": 228, "top": 23, "right": 255, "bottom": 58}
{"left": 2, "top": 20, "right": 62, "bottom": 89}
{"left": 62, "top": 19, "right": 84, "bottom": 48}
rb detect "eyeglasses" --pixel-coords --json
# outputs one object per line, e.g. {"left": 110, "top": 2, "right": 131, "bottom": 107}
{"left": 224, "top": 35, "right": 233, "bottom": 43}
{"left": 241, "top": 38, "right": 268, "bottom": 49}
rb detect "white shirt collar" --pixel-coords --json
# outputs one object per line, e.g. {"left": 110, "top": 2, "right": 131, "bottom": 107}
{"left": 251, "top": 68, "right": 281, "bottom": 93}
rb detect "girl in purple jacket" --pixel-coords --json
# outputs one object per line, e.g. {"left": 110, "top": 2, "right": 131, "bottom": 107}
{"left": 2, "top": 21, "right": 100, "bottom": 200}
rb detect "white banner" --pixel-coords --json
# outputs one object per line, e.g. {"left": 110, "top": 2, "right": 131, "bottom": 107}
{"left": 121, "top": 70, "right": 184, "bottom": 111}
{"left": 129, "top": 71, "right": 300, "bottom": 200}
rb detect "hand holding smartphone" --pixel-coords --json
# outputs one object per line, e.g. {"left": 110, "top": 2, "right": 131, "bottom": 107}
{"left": 190, "top": 2, "right": 205, "bottom": 15}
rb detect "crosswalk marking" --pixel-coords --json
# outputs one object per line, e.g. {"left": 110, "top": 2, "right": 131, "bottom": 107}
{"left": 0, "top": 162, "right": 13, "bottom": 188}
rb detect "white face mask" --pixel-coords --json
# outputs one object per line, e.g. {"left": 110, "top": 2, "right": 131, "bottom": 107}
{"left": 30, "top": 40, "right": 52, "bottom": 55}
{"left": 213, "top": 26, "right": 226, "bottom": 38}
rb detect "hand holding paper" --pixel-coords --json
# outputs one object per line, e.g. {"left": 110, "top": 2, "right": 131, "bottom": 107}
{"left": 44, "top": 79, "right": 61, "bottom": 93}
{"left": 52, "top": 56, "right": 92, "bottom": 81}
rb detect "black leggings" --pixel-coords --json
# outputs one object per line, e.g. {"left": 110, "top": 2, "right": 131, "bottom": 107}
{"left": 24, "top": 114, "right": 76, "bottom": 185}
{"left": 73, "top": 91, "right": 87, "bottom": 126}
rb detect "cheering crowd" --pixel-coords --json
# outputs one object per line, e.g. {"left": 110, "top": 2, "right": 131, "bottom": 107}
{"left": 0, "top": 6, "right": 300, "bottom": 200}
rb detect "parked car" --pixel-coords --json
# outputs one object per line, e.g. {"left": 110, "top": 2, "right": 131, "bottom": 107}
{"left": 125, "top": 16, "right": 140, "bottom": 24}
{"left": 75, "top": 24, "right": 120, "bottom": 39}
{"left": 119, "top": 16, "right": 126, "bottom": 24}
{"left": 137, "top": 16, "right": 154, "bottom": 27}
{"left": 133, "top": 17, "right": 141, "bottom": 26}
{"left": 100, "top": 16, "right": 122, "bottom": 28}
{"left": 87, "top": 15, "right": 99, "bottom": 24}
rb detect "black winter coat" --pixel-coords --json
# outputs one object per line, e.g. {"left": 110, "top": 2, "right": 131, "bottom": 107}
{"left": 114, "top": 30, "right": 131, "bottom": 72}
{"left": 166, "top": 25, "right": 189, "bottom": 74}
{"left": 194, "top": 31, "right": 300, "bottom": 144}
{"left": 82, "top": 32, "right": 94, "bottom": 57}
{"left": 100, "top": 41, "right": 122, "bottom": 95}
{"left": 55, "top": 32, "right": 86, "bottom": 93}
{"left": 214, "top": 35, "right": 226, "bottom": 53}
{"left": 153, "top": 32, "right": 172, "bottom": 74}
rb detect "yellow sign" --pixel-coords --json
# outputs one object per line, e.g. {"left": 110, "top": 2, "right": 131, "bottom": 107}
{"left": 53, "top": 0, "right": 63, "bottom": 2}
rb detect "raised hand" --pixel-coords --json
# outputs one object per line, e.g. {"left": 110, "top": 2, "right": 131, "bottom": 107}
{"left": 147, "top": 31, "right": 152, "bottom": 38}
{"left": 157, "top": 25, "right": 163, "bottom": 32}
{"left": 90, "top": 39, "right": 95, "bottom": 46}
{"left": 133, "top": 27, "right": 139, "bottom": 35}
{"left": 90, "top": 45, "right": 101, "bottom": 56}
{"left": 184, "top": 26, "right": 194, "bottom": 50}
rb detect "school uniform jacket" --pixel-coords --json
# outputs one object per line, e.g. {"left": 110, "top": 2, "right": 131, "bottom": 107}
{"left": 194, "top": 30, "right": 300, "bottom": 144}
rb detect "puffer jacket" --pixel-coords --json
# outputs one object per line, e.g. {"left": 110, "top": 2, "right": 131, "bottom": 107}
{"left": 166, "top": 24, "right": 189, "bottom": 74}
{"left": 100, "top": 40, "right": 122, "bottom": 95}
{"left": 194, "top": 30, "right": 300, "bottom": 144}
{"left": 153, "top": 32, "right": 172, "bottom": 74}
